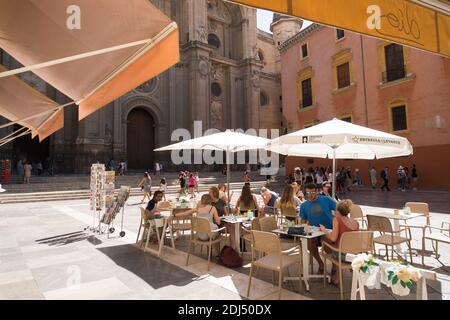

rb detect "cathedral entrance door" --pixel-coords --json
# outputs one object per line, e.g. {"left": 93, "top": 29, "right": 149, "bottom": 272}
{"left": 127, "top": 107, "right": 155, "bottom": 171}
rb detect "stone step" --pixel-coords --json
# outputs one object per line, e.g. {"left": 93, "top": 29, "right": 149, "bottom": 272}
{"left": 0, "top": 181, "right": 276, "bottom": 204}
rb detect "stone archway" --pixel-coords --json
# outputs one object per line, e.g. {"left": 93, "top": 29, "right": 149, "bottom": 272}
{"left": 126, "top": 107, "right": 155, "bottom": 170}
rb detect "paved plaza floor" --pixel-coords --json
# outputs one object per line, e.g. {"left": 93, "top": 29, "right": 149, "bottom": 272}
{"left": 0, "top": 186, "right": 449, "bottom": 300}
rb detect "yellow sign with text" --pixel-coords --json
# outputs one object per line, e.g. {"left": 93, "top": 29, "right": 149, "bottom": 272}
{"left": 228, "top": 0, "right": 450, "bottom": 57}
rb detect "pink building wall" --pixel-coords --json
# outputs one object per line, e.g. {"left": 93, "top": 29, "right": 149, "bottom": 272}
{"left": 280, "top": 25, "right": 450, "bottom": 189}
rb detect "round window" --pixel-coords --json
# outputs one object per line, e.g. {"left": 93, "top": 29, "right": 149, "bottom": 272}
{"left": 211, "top": 82, "right": 222, "bottom": 97}
{"left": 208, "top": 34, "right": 221, "bottom": 49}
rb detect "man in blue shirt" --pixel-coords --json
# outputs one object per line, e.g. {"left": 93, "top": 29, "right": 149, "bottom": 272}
{"left": 300, "top": 183, "right": 336, "bottom": 273}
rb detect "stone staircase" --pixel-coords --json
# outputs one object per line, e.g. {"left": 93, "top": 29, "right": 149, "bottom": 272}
{"left": 0, "top": 172, "right": 280, "bottom": 203}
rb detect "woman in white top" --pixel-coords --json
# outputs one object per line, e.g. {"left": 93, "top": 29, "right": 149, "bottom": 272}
{"left": 172, "top": 194, "right": 221, "bottom": 241}
{"left": 316, "top": 171, "right": 324, "bottom": 185}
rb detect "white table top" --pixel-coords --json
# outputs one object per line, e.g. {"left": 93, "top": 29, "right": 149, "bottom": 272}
{"left": 367, "top": 210, "right": 424, "bottom": 220}
{"left": 221, "top": 216, "right": 252, "bottom": 224}
{"left": 272, "top": 226, "right": 325, "bottom": 239}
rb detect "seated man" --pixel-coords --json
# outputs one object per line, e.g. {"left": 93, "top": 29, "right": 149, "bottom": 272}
{"left": 261, "top": 187, "right": 278, "bottom": 215}
{"left": 299, "top": 183, "right": 336, "bottom": 273}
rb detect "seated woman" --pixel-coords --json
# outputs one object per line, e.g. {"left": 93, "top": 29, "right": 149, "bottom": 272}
{"left": 291, "top": 181, "right": 305, "bottom": 202}
{"left": 319, "top": 199, "right": 359, "bottom": 286}
{"left": 172, "top": 194, "right": 222, "bottom": 244}
{"left": 233, "top": 184, "right": 261, "bottom": 217}
{"left": 210, "top": 186, "right": 242, "bottom": 251}
{"left": 275, "top": 185, "right": 302, "bottom": 222}
{"left": 260, "top": 187, "right": 279, "bottom": 215}
{"left": 218, "top": 183, "right": 234, "bottom": 206}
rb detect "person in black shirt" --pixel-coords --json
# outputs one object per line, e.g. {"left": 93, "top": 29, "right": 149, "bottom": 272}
{"left": 145, "top": 191, "right": 164, "bottom": 214}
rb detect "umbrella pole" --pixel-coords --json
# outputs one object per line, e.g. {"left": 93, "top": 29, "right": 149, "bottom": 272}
{"left": 332, "top": 147, "right": 337, "bottom": 200}
{"left": 226, "top": 150, "right": 231, "bottom": 213}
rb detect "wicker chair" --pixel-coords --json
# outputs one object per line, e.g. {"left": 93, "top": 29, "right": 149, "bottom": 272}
{"left": 350, "top": 204, "right": 367, "bottom": 229}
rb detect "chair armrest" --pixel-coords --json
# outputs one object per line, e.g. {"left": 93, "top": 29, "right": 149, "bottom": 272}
{"left": 441, "top": 222, "right": 450, "bottom": 229}
{"left": 212, "top": 227, "right": 227, "bottom": 233}
{"left": 391, "top": 227, "right": 411, "bottom": 234}
{"left": 321, "top": 241, "right": 339, "bottom": 253}
{"left": 282, "top": 245, "right": 300, "bottom": 255}
{"left": 428, "top": 226, "right": 450, "bottom": 232}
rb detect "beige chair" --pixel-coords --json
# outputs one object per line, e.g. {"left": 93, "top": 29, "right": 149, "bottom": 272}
{"left": 321, "top": 231, "right": 374, "bottom": 300}
{"left": 259, "top": 216, "right": 278, "bottom": 232}
{"left": 241, "top": 217, "right": 261, "bottom": 254}
{"left": 367, "top": 215, "right": 413, "bottom": 263}
{"left": 186, "top": 217, "right": 227, "bottom": 271}
{"left": 350, "top": 204, "right": 367, "bottom": 229}
{"left": 136, "top": 207, "right": 164, "bottom": 248}
{"left": 405, "top": 202, "right": 431, "bottom": 227}
{"left": 279, "top": 205, "right": 299, "bottom": 225}
{"left": 247, "top": 230, "right": 301, "bottom": 299}
{"left": 422, "top": 221, "right": 450, "bottom": 266}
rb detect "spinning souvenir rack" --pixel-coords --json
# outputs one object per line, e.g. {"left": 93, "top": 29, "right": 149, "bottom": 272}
{"left": 86, "top": 164, "right": 106, "bottom": 234}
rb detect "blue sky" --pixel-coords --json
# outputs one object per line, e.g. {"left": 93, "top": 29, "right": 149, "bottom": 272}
{"left": 256, "top": 9, "right": 313, "bottom": 33}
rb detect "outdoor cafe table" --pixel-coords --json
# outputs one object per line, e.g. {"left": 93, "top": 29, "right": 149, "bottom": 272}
{"left": 144, "top": 202, "right": 195, "bottom": 258}
{"left": 272, "top": 227, "right": 330, "bottom": 291}
{"left": 221, "top": 215, "right": 252, "bottom": 254}
{"left": 366, "top": 210, "right": 425, "bottom": 254}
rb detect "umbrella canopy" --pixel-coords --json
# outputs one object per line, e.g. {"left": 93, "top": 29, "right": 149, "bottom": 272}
{"left": 0, "top": 0, "right": 179, "bottom": 140}
{"left": 227, "top": 0, "right": 450, "bottom": 58}
{"left": 267, "top": 119, "right": 413, "bottom": 159}
{"left": 155, "top": 131, "right": 270, "bottom": 153}
{"left": 155, "top": 131, "right": 270, "bottom": 208}
{"left": 267, "top": 119, "right": 413, "bottom": 199}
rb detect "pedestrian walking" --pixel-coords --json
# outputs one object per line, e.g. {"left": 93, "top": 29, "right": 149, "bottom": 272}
{"left": 138, "top": 172, "right": 152, "bottom": 203}
{"left": 380, "top": 166, "right": 391, "bottom": 191}
{"left": 411, "top": 164, "right": 419, "bottom": 190}
{"left": 23, "top": 161, "right": 32, "bottom": 184}
{"left": 369, "top": 167, "right": 377, "bottom": 189}
{"left": 16, "top": 159, "right": 24, "bottom": 184}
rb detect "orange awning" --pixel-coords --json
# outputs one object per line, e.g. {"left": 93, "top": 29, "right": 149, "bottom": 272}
{"left": 0, "top": 0, "right": 179, "bottom": 139}
{"left": 228, "top": 0, "right": 450, "bottom": 57}
{"left": 0, "top": 65, "right": 64, "bottom": 142}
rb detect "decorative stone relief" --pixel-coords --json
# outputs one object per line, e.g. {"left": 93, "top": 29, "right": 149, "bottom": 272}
{"left": 211, "top": 63, "right": 223, "bottom": 80}
{"left": 197, "top": 26, "right": 207, "bottom": 42}
{"left": 208, "top": 19, "right": 217, "bottom": 32}
{"left": 198, "top": 56, "right": 210, "bottom": 79}
{"left": 134, "top": 77, "right": 159, "bottom": 94}
{"left": 210, "top": 100, "right": 223, "bottom": 129}
{"left": 253, "top": 46, "right": 260, "bottom": 61}
{"left": 251, "top": 70, "right": 261, "bottom": 90}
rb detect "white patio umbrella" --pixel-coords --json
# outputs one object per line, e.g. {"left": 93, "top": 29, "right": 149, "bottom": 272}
{"left": 155, "top": 131, "right": 270, "bottom": 208}
{"left": 267, "top": 118, "right": 413, "bottom": 199}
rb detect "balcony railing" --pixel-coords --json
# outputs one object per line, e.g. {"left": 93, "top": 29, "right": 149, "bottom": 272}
{"left": 382, "top": 65, "right": 406, "bottom": 83}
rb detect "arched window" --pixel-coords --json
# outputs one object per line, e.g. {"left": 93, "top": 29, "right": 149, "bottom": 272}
{"left": 260, "top": 91, "right": 269, "bottom": 106}
{"left": 211, "top": 82, "right": 222, "bottom": 97}
{"left": 208, "top": 34, "right": 221, "bottom": 49}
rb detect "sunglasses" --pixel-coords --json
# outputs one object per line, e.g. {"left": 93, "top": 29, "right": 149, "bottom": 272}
{"left": 305, "top": 191, "right": 317, "bottom": 195}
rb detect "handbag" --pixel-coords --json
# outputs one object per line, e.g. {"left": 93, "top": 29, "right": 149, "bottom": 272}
{"left": 219, "top": 245, "right": 243, "bottom": 268}
{"left": 287, "top": 226, "right": 305, "bottom": 236}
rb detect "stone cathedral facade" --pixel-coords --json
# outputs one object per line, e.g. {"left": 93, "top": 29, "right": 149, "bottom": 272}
{"left": 0, "top": 0, "right": 301, "bottom": 173}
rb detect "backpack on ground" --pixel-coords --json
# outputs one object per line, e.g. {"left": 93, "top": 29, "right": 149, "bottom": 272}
{"left": 219, "top": 245, "right": 243, "bottom": 268}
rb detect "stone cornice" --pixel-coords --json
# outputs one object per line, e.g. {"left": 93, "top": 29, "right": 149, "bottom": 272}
{"left": 279, "top": 23, "right": 323, "bottom": 53}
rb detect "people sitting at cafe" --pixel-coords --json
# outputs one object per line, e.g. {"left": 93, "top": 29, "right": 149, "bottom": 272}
{"left": 218, "top": 183, "right": 234, "bottom": 205}
{"left": 291, "top": 181, "right": 305, "bottom": 201}
{"left": 261, "top": 187, "right": 279, "bottom": 215}
{"left": 275, "top": 185, "right": 302, "bottom": 222}
{"left": 171, "top": 194, "right": 221, "bottom": 243}
{"left": 210, "top": 186, "right": 240, "bottom": 251}
{"left": 320, "top": 199, "right": 359, "bottom": 285}
{"left": 145, "top": 190, "right": 164, "bottom": 218}
{"left": 233, "top": 184, "right": 261, "bottom": 217}
{"left": 300, "top": 183, "right": 337, "bottom": 273}
{"left": 319, "top": 182, "right": 340, "bottom": 201}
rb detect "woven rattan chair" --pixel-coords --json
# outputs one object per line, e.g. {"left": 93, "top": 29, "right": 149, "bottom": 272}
{"left": 247, "top": 230, "right": 301, "bottom": 299}
{"left": 321, "top": 231, "right": 374, "bottom": 300}
{"left": 350, "top": 204, "right": 367, "bottom": 229}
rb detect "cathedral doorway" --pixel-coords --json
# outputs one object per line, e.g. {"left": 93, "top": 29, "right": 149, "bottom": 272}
{"left": 12, "top": 124, "right": 50, "bottom": 167}
{"left": 126, "top": 107, "right": 155, "bottom": 171}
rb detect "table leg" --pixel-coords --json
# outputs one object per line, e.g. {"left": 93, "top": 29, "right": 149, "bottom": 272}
{"left": 235, "top": 223, "right": 241, "bottom": 254}
{"left": 301, "top": 238, "right": 310, "bottom": 291}
{"left": 158, "top": 218, "right": 168, "bottom": 258}
{"left": 351, "top": 270, "right": 358, "bottom": 300}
